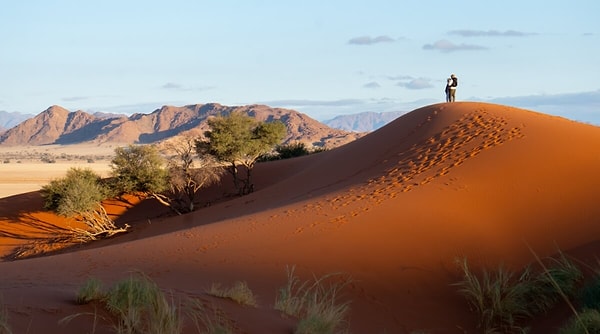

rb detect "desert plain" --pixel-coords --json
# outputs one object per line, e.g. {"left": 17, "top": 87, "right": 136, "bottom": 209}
{"left": 1, "top": 102, "right": 600, "bottom": 333}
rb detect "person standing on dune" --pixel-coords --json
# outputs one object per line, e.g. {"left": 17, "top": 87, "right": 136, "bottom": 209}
{"left": 448, "top": 74, "right": 458, "bottom": 102}
{"left": 445, "top": 77, "right": 453, "bottom": 102}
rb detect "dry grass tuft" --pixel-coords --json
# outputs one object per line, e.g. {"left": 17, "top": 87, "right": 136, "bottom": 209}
{"left": 187, "top": 298, "right": 236, "bottom": 334}
{"left": 455, "top": 253, "right": 584, "bottom": 333}
{"left": 63, "top": 274, "right": 182, "bottom": 334}
{"left": 206, "top": 281, "right": 257, "bottom": 307}
{"left": 275, "top": 265, "right": 352, "bottom": 334}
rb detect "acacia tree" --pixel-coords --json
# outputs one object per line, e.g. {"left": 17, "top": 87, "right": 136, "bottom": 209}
{"left": 109, "top": 144, "right": 174, "bottom": 210}
{"left": 196, "top": 112, "right": 286, "bottom": 195}
{"left": 165, "top": 136, "right": 225, "bottom": 213}
{"left": 41, "top": 167, "right": 128, "bottom": 242}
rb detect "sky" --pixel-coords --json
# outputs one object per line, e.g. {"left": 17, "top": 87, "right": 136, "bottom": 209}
{"left": 1, "top": 0, "right": 599, "bottom": 123}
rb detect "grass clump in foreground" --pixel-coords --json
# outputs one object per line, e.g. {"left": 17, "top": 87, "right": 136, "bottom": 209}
{"left": 65, "top": 273, "right": 181, "bottom": 334}
{"left": 187, "top": 298, "right": 236, "bottom": 334}
{"left": 275, "top": 265, "right": 352, "bottom": 334}
{"left": 559, "top": 308, "right": 600, "bottom": 334}
{"left": 207, "top": 281, "right": 257, "bottom": 307}
{"left": 455, "top": 252, "right": 583, "bottom": 334}
{"left": 76, "top": 277, "right": 105, "bottom": 304}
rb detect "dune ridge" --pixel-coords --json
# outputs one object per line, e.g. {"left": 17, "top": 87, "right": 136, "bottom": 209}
{"left": 1, "top": 102, "right": 600, "bottom": 333}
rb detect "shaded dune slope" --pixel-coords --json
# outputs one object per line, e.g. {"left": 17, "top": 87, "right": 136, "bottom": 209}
{"left": 1, "top": 102, "right": 600, "bottom": 333}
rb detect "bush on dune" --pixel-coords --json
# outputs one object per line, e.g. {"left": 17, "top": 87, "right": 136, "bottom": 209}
{"left": 41, "top": 167, "right": 129, "bottom": 243}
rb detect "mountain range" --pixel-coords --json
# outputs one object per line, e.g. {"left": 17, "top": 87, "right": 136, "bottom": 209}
{"left": 0, "top": 104, "right": 367, "bottom": 148}
{"left": 322, "top": 110, "right": 407, "bottom": 132}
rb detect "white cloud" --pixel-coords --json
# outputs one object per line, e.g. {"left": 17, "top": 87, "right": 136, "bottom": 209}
{"left": 161, "top": 82, "right": 183, "bottom": 90}
{"left": 398, "top": 78, "right": 434, "bottom": 90}
{"left": 422, "top": 39, "right": 488, "bottom": 52}
{"left": 348, "top": 35, "right": 395, "bottom": 45}
{"left": 448, "top": 29, "right": 535, "bottom": 37}
{"left": 363, "top": 82, "right": 381, "bottom": 89}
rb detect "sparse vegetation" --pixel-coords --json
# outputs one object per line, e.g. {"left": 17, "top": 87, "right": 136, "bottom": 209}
{"left": 522, "top": 252, "right": 583, "bottom": 315}
{"left": 559, "top": 308, "right": 600, "bottom": 334}
{"left": 76, "top": 277, "right": 105, "bottom": 305}
{"left": 196, "top": 112, "right": 286, "bottom": 195}
{"left": 258, "top": 142, "right": 327, "bottom": 161}
{"left": 40, "top": 167, "right": 128, "bottom": 242}
{"left": 165, "top": 137, "right": 224, "bottom": 213}
{"left": 275, "top": 266, "right": 352, "bottom": 334}
{"left": 207, "top": 281, "right": 257, "bottom": 307}
{"left": 67, "top": 274, "right": 182, "bottom": 334}
{"left": 454, "top": 254, "right": 583, "bottom": 333}
{"left": 187, "top": 299, "right": 236, "bottom": 334}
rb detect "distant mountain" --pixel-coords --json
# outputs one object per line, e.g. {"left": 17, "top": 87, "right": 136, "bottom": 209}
{"left": 323, "top": 110, "right": 407, "bottom": 132}
{"left": 0, "top": 104, "right": 364, "bottom": 148}
{"left": 0, "top": 110, "right": 34, "bottom": 133}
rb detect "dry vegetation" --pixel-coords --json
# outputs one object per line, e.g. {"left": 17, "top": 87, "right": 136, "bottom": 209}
{"left": 57, "top": 267, "right": 354, "bottom": 334}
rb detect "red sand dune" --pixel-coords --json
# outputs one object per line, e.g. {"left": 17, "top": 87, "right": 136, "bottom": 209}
{"left": 1, "top": 102, "right": 600, "bottom": 333}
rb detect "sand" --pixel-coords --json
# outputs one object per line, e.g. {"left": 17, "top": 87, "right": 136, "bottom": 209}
{"left": 0, "top": 143, "right": 116, "bottom": 198}
{"left": 1, "top": 102, "right": 600, "bottom": 333}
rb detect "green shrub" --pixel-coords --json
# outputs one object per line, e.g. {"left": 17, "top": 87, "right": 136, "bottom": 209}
{"left": 207, "top": 281, "right": 257, "bottom": 307}
{"left": 41, "top": 167, "right": 109, "bottom": 217}
{"left": 559, "top": 308, "right": 600, "bottom": 334}
{"left": 276, "top": 142, "right": 311, "bottom": 159}
{"left": 110, "top": 144, "right": 169, "bottom": 195}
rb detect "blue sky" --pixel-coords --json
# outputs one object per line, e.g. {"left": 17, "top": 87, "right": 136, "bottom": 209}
{"left": 1, "top": 0, "right": 599, "bottom": 123}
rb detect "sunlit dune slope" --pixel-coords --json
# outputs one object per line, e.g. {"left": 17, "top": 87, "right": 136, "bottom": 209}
{"left": 1, "top": 102, "right": 600, "bottom": 333}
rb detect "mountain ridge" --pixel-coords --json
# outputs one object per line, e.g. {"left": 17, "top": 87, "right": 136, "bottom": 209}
{"left": 0, "top": 103, "right": 365, "bottom": 148}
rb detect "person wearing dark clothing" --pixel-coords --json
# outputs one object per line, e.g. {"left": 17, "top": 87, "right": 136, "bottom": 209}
{"left": 448, "top": 74, "right": 458, "bottom": 102}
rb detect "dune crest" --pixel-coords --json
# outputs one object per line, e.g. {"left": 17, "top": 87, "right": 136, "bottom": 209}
{"left": 1, "top": 102, "right": 600, "bottom": 333}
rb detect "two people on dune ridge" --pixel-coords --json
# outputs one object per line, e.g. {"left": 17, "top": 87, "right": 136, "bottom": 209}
{"left": 445, "top": 73, "right": 458, "bottom": 102}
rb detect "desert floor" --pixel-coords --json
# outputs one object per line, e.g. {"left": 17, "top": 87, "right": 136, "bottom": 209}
{"left": 0, "top": 144, "right": 115, "bottom": 198}
{"left": 1, "top": 102, "right": 600, "bottom": 333}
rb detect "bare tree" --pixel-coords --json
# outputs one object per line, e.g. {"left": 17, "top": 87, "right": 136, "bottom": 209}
{"left": 166, "top": 137, "right": 224, "bottom": 212}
